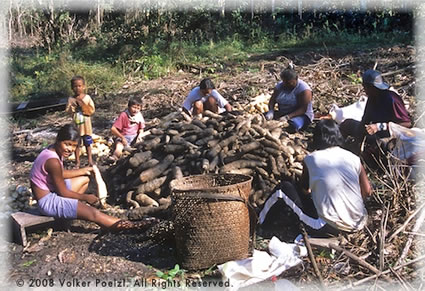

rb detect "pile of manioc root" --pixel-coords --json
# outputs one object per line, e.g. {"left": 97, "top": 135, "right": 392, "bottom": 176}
{"left": 105, "top": 110, "right": 310, "bottom": 214}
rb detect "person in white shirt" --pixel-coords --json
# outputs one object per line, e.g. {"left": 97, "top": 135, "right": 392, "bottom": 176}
{"left": 182, "top": 78, "right": 232, "bottom": 117}
{"left": 265, "top": 68, "right": 313, "bottom": 132}
{"left": 271, "top": 119, "right": 372, "bottom": 237}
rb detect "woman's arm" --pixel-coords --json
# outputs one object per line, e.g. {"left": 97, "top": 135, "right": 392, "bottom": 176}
{"left": 287, "top": 90, "right": 312, "bottom": 119}
{"left": 224, "top": 103, "right": 232, "bottom": 112}
{"left": 359, "top": 165, "right": 372, "bottom": 199}
{"left": 44, "top": 158, "right": 98, "bottom": 204}
{"left": 268, "top": 88, "right": 279, "bottom": 111}
{"left": 299, "top": 161, "right": 311, "bottom": 195}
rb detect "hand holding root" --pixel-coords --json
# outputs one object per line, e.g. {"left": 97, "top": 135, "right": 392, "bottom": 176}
{"left": 86, "top": 194, "right": 100, "bottom": 206}
{"left": 265, "top": 110, "right": 274, "bottom": 121}
{"left": 279, "top": 115, "right": 290, "bottom": 122}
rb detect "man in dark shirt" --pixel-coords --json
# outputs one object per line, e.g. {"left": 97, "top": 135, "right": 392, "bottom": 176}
{"left": 340, "top": 69, "right": 411, "bottom": 161}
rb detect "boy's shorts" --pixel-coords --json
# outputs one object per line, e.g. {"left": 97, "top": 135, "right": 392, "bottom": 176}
{"left": 116, "top": 134, "right": 137, "bottom": 146}
{"left": 37, "top": 179, "right": 78, "bottom": 219}
{"left": 81, "top": 135, "right": 93, "bottom": 147}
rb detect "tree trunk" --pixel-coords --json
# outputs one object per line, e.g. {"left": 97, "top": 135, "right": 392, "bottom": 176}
{"left": 297, "top": 0, "right": 302, "bottom": 20}
{"left": 8, "top": 0, "right": 13, "bottom": 41}
{"left": 97, "top": 1, "right": 101, "bottom": 28}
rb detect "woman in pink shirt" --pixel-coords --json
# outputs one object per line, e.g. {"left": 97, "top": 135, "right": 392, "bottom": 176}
{"left": 30, "top": 124, "right": 156, "bottom": 231}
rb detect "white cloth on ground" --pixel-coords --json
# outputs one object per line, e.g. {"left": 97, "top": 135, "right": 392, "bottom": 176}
{"left": 328, "top": 95, "right": 367, "bottom": 124}
{"left": 388, "top": 122, "right": 425, "bottom": 161}
{"left": 218, "top": 236, "right": 306, "bottom": 291}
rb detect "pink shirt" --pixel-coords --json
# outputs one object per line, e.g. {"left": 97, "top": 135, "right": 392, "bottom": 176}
{"left": 30, "top": 147, "right": 63, "bottom": 192}
{"left": 113, "top": 111, "right": 145, "bottom": 136}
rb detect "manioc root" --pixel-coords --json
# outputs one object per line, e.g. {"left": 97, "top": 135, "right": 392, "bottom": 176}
{"left": 163, "top": 144, "right": 188, "bottom": 154}
{"left": 172, "top": 166, "right": 183, "bottom": 180}
{"left": 136, "top": 176, "right": 167, "bottom": 195}
{"left": 135, "top": 193, "right": 159, "bottom": 207}
{"left": 238, "top": 141, "right": 261, "bottom": 154}
{"left": 220, "top": 160, "right": 266, "bottom": 173}
{"left": 126, "top": 190, "right": 140, "bottom": 208}
{"left": 203, "top": 110, "right": 223, "bottom": 120}
{"left": 92, "top": 165, "right": 108, "bottom": 207}
{"left": 139, "top": 154, "right": 175, "bottom": 183}
{"left": 143, "top": 137, "right": 162, "bottom": 151}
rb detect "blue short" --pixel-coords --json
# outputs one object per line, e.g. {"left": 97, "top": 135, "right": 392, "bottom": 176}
{"left": 82, "top": 135, "right": 93, "bottom": 147}
{"left": 37, "top": 179, "right": 78, "bottom": 219}
{"left": 273, "top": 111, "right": 311, "bottom": 131}
{"left": 288, "top": 115, "right": 311, "bottom": 131}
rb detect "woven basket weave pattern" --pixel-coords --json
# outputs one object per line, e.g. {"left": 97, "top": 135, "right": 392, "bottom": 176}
{"left": 171, "top": 174, "right": 252, "bottom": 270}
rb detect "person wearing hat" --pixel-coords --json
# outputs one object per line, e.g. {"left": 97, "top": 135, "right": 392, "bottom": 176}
{"left": 340, "top": 69, "right": 411, "bottom": 162}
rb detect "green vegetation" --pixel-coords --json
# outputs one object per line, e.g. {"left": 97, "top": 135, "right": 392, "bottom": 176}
{"left": 22, "top": 259, "right": 36, "bottom": 267}
{"left": 8, "top": 7, "right": 413, "bottom": 102}
{"left": 10, "top": 50, "right": 124, "bottom": 102}
{"left": 156, "top": 264, "right": 185, "bottom": 281}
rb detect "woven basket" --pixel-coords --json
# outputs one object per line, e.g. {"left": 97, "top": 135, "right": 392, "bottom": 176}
{"left": 170, "top": 174, "right": 252, "bottom": 270}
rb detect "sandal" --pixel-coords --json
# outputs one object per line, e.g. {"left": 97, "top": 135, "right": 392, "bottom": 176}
{"left": 109, "top": 218, "right": 160, "bottom": 233}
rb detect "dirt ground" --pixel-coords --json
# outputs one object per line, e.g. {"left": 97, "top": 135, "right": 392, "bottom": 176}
{"left": 6, "top": 44, "right": 418, "bottom": 287}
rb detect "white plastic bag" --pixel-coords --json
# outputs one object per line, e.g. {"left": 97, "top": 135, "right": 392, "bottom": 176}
{"left": 329, "top": 96, "right": 368, "bottom": 124}
{"left": 217, "top": 237, "right": 306, "bottom": 291}
{"left": 73, "top": 111, "right": 85, "bottom": 125}
{"left": 388, "top": 122, "right": 425, "bottom": 161}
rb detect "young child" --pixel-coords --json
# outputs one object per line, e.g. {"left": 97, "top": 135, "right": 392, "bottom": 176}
{"left": 182, "top": 78, "right": 232, "bottom": 117}
{"left": 29, "top": 124, "right": 156, "bottom": 231}
{"left": 65, "top": 75, "right": 95, "bottom": 167}
{"left": 110, "top": 96, "right": 145, "bottom": 161}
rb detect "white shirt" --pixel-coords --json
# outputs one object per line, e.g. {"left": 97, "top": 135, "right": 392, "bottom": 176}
{"left": 304, "top": 146, "right": 368, "bottom": 232}
{"left": 182, "top": 87, "right": 229, "bottom": 112}
{"left": 275, "top": 79, "right": 314, "bottom": 121}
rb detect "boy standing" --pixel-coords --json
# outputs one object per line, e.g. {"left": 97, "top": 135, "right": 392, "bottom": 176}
{"left": 110, "top": 96, "right": 145, "bottom": 161}
{"left": 65, "top": 75, "right": 95, "bottom": 167}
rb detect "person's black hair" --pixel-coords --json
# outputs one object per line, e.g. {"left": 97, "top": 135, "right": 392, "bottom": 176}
{"left": 199, "top": 78, "right": 215, "bottom": 90}
{"left": 280, "top": 68, "right": 298, "bottom": 81}
{"left": 56, "top": 124, "right": 81, "bottom": 143}
{"left": 128, "top": 96, "right": 143, "bottom": 107}
{"left": 71, "top": 75, "right": 85, "bottom": 85}
{"left": 312, "top": 119, "right": 344, "bottom": 150}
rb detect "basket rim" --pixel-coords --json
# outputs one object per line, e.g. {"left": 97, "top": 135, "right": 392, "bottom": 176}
{"left": 170, "top": 173, "right": 253, "bottom": 192}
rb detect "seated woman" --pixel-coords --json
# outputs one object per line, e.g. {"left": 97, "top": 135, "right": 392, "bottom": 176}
{"left": 30, "top": 124, "right": 156, "bottom": 231}
{"left": 182, "top": 78, "right": 232, "bottom": 117}
{"left": 340, "top": 70, "right": 411, "bottom": 150}
{"left": 266, "top": 120, "right": 372, "bottom": 237}
{"left": 265, "top": 67, "right": 313, "bottom": 132}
